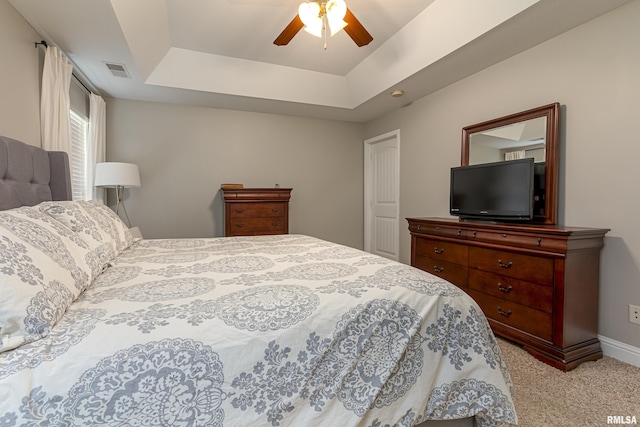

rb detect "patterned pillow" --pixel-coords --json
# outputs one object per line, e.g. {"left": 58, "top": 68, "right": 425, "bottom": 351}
{"left": 0, "top": 207, "right": 95, "bottom": 353}
{"left": 39, "top": 201, "right": 133, "bottom": 269}
{"left": 82, "top": 201, "right": 134, "bottom": 252}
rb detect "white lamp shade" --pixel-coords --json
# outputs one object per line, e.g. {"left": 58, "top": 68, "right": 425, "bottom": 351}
{"left": 94, "top": 162, "right": 141, "bottom": 188}
{"left": 326, "top": 0, "right": 347, "bottom": 36}
{"left": 298, "top": 2, "right": 321, "bottom": 27}
{"left": 299, "top": 2, "right": 323, "bottom": 37}
{"left": 326, "top": 0, "right": 346, "bottom": 20}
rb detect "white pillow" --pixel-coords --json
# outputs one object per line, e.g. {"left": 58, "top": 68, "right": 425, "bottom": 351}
{"left": 0, "top": 207, "right": 95, "bottom": 352}
{"left": 79, "top": 200, "right": 133, "bottom": 253}
{"left": 39, "top": 201, "right": 133, "bottom": 269}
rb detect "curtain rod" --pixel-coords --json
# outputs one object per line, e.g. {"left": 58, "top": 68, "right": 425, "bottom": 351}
{"left": 35, "top": 40, "right": 92, "bottom": 95}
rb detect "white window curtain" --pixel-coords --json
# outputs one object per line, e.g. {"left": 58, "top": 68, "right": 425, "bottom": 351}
{"left": 89, "top": 94, "right": 107, "bottom": 203}
{"left": 40, "top": 46, "right": 73, "bottom": 153}
{"left": 505, "top": 150, "right": 526, "bottom": 161}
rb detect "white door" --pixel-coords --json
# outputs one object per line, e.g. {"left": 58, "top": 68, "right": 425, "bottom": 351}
{"left": 364, "top": 130, "right": 400, "bottom": 261}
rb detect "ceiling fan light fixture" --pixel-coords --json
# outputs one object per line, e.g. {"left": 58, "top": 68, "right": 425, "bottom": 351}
{"left": 326, "top": 0, "right": 347, "bottom": 22}
{"left": 328, "top": 17, "right": 347, "bottom": 36}
{"left": 274, "top": 0, "right": 372, "bottom": 47}
{"left": 298, "top": 0, "right": 348, "bottom": 39}
{"left": 303, "top": 21, "right": 323, "bottom": 37}
{"left": 299, "top": 2, "right": 321, "bottom": 28}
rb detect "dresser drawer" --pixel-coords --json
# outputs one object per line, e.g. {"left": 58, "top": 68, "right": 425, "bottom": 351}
{"left": 228, "top": 203, "right": 285, "bottom": 218}
{"left": 468, "top": 269, "right": 552, "bottom": 313}
{"left": 222, "top": 188, "right": 291, "bottom": 237}
{"left": 415, "top": 238, "right": 468, "bottom": 266}
{"left": 467, "top": 289, "right": 552, "bottom": 341}
{"left": 229, "top": 217, "right": 286, "bottom": 235}
{"left": 414, "top": 255, "right": 468, "bottom": 287}
{"left": 409, "top": 222, "right": 465, "bottom": 239}
{"left": 468, "top": 247, "right": 553, "bottom": 284}
{"left": 468, "top": 229, "right": 567, "bottom": 251}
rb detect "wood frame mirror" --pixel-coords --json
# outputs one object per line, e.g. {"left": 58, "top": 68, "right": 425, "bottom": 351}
{"left": 461, "top": 103, "right": 560, "bottom": 225}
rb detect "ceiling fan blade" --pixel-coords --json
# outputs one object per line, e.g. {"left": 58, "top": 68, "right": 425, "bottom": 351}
{"left": 274, "top": 15, "right": 304, "bottom": 46}
{"left": 343, "top": 8, "right": 373, "bottom": 47}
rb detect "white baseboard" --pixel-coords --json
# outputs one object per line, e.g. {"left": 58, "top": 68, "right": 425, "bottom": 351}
{"left": 599, "top": 335, "right": 640, "bottom": 367}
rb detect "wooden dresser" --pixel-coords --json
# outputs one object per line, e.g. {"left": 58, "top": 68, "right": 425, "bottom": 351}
{"left": 221, "top": 188, "right": 292, "bottom": 237}
{"left": 407, "top": 217, "right": 609, "bottom": 371}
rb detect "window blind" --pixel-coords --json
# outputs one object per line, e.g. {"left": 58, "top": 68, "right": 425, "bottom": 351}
{"left": 69, "top": 110, "right": 89, "bottom": 200}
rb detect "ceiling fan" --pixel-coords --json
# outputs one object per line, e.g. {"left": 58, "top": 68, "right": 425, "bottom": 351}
{"left": 274, "top": 0, "right": 373, "bottom": 48}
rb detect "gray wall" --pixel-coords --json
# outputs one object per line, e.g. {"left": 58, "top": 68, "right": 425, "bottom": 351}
{"left": 106, "top": 99, "right": 365, "bottom": 249}
{"left": 365, "top": 0, "right": 640, "bottom": 349}
{"left": 0, "top": 0, "right": 41, "bottom": 145}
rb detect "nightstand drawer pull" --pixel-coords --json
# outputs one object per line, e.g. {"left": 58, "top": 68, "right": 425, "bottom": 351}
{"left": 433, "top": 266, "right": 444, "bottom": 273}
{"left": 434, "top": 247, "right": 444, "bottom": 254}
{"left": 498, "top": 259, "right": 513, "bottom": 269}
{"left": 497, "top": 283, "right": 513, "bottom": 293}
{"left": 497, "top": 306, "right": 512, "bottom": 317}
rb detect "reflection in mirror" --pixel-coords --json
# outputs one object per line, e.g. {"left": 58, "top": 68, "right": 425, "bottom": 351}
{"left": 468, "top": 116, "right": 547, "bottom": 164}
{"left": 461, "top": 103, "right": 559, "bottom": 225}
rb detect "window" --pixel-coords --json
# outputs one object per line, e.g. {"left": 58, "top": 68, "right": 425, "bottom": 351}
{"left": 69, "top": 76, "right": 91, "bottom": 201}
{"left": 69, "top": 109, "right": 89, "bottom": 200}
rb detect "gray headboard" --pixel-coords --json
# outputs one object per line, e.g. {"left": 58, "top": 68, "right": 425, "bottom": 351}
{"left": 0, "top": 135, "right": 72, "bottom": 211}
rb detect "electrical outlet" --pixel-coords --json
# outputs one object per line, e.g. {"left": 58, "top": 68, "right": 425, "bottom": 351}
{"left": 630, "top": 304, "right": 640, "bottom": 325}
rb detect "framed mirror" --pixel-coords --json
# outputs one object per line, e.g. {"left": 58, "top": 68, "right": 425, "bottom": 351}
{"left": 461, "top": 103, "right": 560, "bottom": 225}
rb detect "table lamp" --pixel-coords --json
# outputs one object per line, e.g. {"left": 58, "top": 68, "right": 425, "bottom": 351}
{"left": 94, "top": 162, "right": 141, "bottom": 227}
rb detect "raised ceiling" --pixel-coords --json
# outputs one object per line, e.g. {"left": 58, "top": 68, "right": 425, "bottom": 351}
{"left": 9, "top": 0, "right": 633, "bottom": 122}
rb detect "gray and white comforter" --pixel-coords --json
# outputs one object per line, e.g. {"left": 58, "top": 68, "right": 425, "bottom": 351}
{"left": 0, "top": 234, "right": 516, "bottom": 426}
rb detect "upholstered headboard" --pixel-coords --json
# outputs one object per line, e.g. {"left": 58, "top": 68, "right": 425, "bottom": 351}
{"left": 0, "top": 135, "right": 72, "bottom": 211}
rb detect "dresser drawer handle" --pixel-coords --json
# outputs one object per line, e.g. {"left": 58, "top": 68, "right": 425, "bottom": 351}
{"left": 434, "top": 247, "right": 444, "bottom": 254}
{"left": 235, "top": 208, "right": 245, "bottom": 213}
{"left": 272, "top": 208, "right": 280, "bottom": 213}
{"left": 234, "top": 223, "right": 244, "bottom": 228}
{"left": 497, "top": 283, "right": 513, "bottom": 293}
{"left": 498, "top": 259, "right": 513, "bottom": 269}
{"left": 497, "top": 306, "right": 512, "bottom": 317}
{"left": 433, "top": 266, "right": 444, "bottom": 273}
{"left": 272, "top": 220, "right": 280, "bottom": 226}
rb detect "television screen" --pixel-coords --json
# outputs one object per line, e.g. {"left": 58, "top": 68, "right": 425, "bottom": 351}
{"left": 450, "top": 158, "right": 534, "bottom": 220}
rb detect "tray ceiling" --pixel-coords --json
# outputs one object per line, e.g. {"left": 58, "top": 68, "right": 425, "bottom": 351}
{"left": 10, "top": 0, "right": 633, "bottom": 122}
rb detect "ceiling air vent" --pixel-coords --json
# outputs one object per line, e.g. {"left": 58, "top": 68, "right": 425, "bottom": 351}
{"left": 104, "top": 62, "right": 130, "bottom": 78}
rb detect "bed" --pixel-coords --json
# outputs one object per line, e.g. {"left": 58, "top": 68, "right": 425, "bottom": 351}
{"left": 0, "top": 135, "right": 517, "bottom": 427}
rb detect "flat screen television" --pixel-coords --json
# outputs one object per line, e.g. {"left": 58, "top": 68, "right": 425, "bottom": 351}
{"left": 450, "top": 158, "right": 535, "bottom": 221}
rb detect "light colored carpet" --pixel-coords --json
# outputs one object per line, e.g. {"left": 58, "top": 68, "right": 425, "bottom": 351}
{"left": 497, "top": 338, "right": 640, "bottom": 427}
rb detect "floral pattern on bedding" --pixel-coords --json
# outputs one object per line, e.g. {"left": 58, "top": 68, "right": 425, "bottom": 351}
{"left": 0, "top": 208, "right": 95, "bottom": 353}
{"left": 0, "top": 235, "right": 517, "bottom": 427}
{"left": 39, "top": 200, "right": 134, "bottom": 261}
